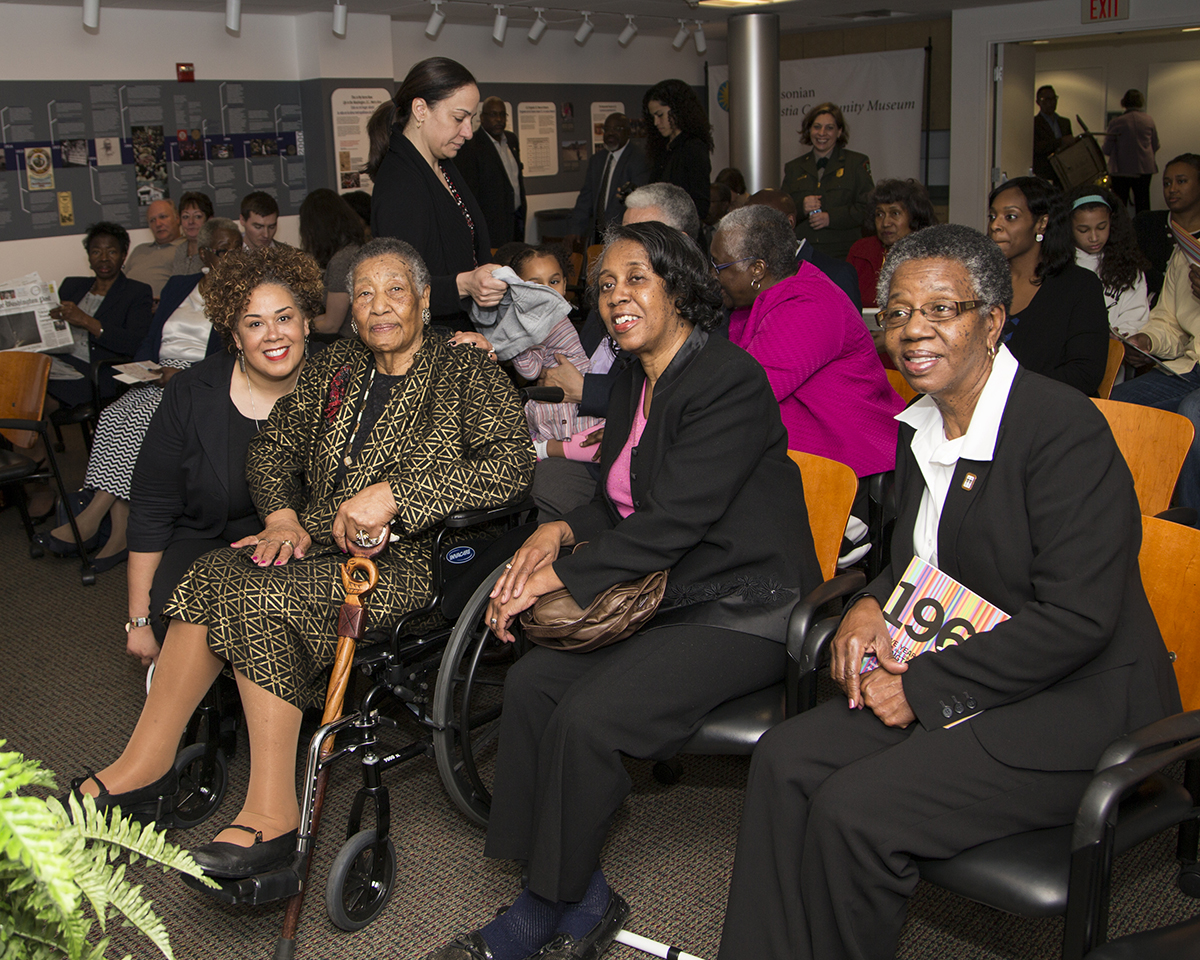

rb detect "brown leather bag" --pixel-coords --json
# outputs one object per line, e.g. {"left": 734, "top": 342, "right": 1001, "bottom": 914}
{"left": 519, "top": 545, "right": 668, "bottom": 653}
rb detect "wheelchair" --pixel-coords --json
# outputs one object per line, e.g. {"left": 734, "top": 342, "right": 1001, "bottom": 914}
{"left": 156, "top": 499, "right": 538, "bottom": 938}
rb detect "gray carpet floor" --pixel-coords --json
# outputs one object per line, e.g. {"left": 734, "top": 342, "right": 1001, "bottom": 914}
{"left": 1, "top": 432, "right": 1196, "bottom": 959}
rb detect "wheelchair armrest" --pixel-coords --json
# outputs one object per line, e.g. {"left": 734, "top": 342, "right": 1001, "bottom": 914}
{"left": 443, "top": 499, "right": 536, "bottom": 529}
{"left": 785, "top": 571, "right": 865, "bottom": 664}
{"left": 1155, "top": 506, "right": 1198, "bottom": 527}
{"left": 1095, "top": 710, "right": 1200, "bottom": 771}
{"left": 522, "top": 387, "right": 565, "bottom": 403}
{"left": 1073, "top": 723, "right": 1200, "bottom": 851}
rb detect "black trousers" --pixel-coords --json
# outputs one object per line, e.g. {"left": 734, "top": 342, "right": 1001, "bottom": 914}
{"left": 1111, "top": 174, "right": 1153, "bottom": 217}
{"left": 717, "top": 698, "right": 1092, "bottom": 960}
{"left": 484, "top": 623, "right": 785, "bottom": 902}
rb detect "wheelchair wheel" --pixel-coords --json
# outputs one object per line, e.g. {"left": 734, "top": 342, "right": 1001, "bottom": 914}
{"left": 325, "top": 829, "right": 396, "bottom": 931}
{"left": 432, "top": 561, "right": 518, "bottom": 828}
{"left": 170, "top": 742, "right": 228, "bottom": 829}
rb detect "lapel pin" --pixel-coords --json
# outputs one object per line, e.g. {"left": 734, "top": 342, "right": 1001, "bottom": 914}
{"left": 962, "top": 473, "right": 977, "bottom": 490}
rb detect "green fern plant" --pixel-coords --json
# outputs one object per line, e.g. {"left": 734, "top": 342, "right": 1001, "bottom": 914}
{"left": 0, "top": 740, "right": 218, "bottom": 959}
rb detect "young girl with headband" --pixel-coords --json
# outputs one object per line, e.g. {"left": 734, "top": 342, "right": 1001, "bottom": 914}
{"left": 1065, "top": 184, "right": 1150, "bottom": 336}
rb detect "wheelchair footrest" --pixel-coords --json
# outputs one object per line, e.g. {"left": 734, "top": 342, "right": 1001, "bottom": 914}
{"left": 182, "top": 861, "right": 302, "bottom": 905}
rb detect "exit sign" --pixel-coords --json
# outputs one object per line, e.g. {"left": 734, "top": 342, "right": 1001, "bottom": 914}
{"left": 1081, "top": 0, "right": 1129, "bottom": 23}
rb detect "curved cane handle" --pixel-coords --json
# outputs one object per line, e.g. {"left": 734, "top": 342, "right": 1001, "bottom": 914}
{"left": 341, "top": 556, "right": 379, "bottom": 597}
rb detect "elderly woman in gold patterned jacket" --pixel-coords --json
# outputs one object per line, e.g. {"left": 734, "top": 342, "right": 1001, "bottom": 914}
{"left": 69, "top": 237, "right": 533, "bottom": 880}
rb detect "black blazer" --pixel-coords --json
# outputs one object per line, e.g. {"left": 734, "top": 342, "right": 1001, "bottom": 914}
{"left": 653, "top": 133, "right": 712, "bottom": 221}
{"left": 127, "top": 350, "right": 256, "bottom": 553}
{"left": 1006, "top": 263, "right": 1108, "bottom": 396}
{"left": 456, "top": 128, "right": 526, "bottom": 247}
{"left": 798, "top": 241, "right": 862, "bottom": 311}
{"left": 1033, "top": 112, "right": 1073, "bottom": 183}
{"left": 134, "top": 273, "right": 221, "bottom": 362}
{"left": 556, "top": 327, "right": 822, "bottom": 643}
{"left": 569, "top": 143, "right": 652, "bottom": 237}
{"left": 58, "top": 272, "right": 154, "bottom": 362}
{"left": 371, "top": 129, "right": 492, "bottom": 325}
{"left": 863, "top": 368, "right": 1180, "bottom": 771}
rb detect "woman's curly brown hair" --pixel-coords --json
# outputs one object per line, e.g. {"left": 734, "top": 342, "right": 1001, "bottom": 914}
{"left": 203, "top": 245, "right": 325, "bottom": 349}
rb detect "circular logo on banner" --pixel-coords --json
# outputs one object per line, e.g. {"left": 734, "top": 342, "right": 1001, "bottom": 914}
{"left": 718, "top": 81, "right": 730, "bottom": 113}
{"left": 446, "top": 546, "right": 476, "bottom": 564}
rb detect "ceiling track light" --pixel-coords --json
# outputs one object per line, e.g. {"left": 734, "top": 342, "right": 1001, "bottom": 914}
{"left": 332, "top": 0, "right": 347, "bottom": 37}
{"left": 225, "top": 0, "right": 241, "bottom": 33}
{"left": 492, "top": 5, "right": 508, "bottom": 43}
{"left": 82, "top": 0, "right": 100, "bottom": 29}
{"left": 672, "top": 20, "right": 690, "bottom": 50}
{"left": 574, "top": 11, "right": 593, "bottom": 46}
{"left": 425, "top": 0, "right": 445, "bottom": 38}
{"left": 617, "top": 15, "right": 637, "bottom": 47}
{"left": 693, "top": 20, "right": 707, "bottom": 54}
{"left": 528, "top": 8, "right": 547, "bottom": 42}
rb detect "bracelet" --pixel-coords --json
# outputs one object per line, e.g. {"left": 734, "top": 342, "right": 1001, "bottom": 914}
{"left": 125, "top": 616, "right": 152, "bottom": 633}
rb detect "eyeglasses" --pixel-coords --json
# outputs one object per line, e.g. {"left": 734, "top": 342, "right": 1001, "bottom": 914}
{"left": 877, "top": 300, "right": 984, "bottom": 329}
{"left": 711, "top": 256, "right": 756, "bottom": 273}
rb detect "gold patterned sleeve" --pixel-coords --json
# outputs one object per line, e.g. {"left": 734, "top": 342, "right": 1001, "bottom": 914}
{"left": 390, "top": 349, "right": 535, "bottom": 537}
{"left": 246, "top": 345, "right": 346, "bottom": 517}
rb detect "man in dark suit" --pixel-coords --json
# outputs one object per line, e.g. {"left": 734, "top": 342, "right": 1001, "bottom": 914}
{"left": 745, "top": 189, "right": 862, "bottom": 310}
{"left": 456, "top": 96, "right": 526, "bottom": 246}
{"left": 565, "top": 113, "right": 651, "bottom": 249}
{"left": 1033, "top": 85, "right": 1074, "bottom": 187}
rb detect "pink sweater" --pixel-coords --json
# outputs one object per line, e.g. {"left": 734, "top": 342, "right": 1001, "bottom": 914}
{"left": 728, "top": 262, "right": 904, "bottom": 478}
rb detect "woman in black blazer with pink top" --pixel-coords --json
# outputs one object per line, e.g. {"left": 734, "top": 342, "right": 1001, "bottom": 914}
{"left": 366, "top": 57, "right": 504, "bottom": 332}
{"left": 421, "top": 223, "right": 821, "bottom": 960}
{"left": 717, "top": 224, "right": 1179, "bottom": 960}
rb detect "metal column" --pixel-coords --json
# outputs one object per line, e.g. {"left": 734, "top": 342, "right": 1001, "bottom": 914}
{"left": 727, "top": 12, "right": 780, "bottom": 194}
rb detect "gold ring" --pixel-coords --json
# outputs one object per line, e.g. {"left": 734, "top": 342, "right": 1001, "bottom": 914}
{"left": 490, "top": 617, "right": 498, "bottom": 624}
{"left": 505, "top": 563, "right": 512, "bottom": 570}
{"left": 281, "top": 540, "right": 293, "bottom": 547}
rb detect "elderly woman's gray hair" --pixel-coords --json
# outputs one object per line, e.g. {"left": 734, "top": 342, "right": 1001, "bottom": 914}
{"left": 346, "top": 236, "right": 432, "bottom": 297}
{"left": 714, "top": 206, "right": 798, "bottom": 281}
{"left": 877, "top": 223, "right": 1013, "bottom": 312}
{"left": 198, "top": 216, "right": 240, "bottom": 249}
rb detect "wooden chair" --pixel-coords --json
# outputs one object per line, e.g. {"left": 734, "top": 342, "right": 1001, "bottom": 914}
{"left": 1097, "top": 339, "right": 1124, "bottom": 400}
{"left": 886, "top": 368, "right": 918, "bottom": 404}
{"left": 0, "top": 352, "right": 96, "bottom": 583}
{"left": 1093, "top": 398, "right": 1195, "bottom": 516}
{"left": 789, "top": 450, "right": 859, "bottom": 581}
{"left": 585, "top": 243, "right": 604, "bottom": 282}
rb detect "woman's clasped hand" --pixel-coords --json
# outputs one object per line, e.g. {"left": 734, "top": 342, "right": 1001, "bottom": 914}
{"left": 487, "top": 520, "right": 572, "bottom": 642}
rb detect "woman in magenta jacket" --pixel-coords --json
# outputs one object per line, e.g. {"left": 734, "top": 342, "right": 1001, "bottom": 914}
{"left": 712, "top": 204, "right": 905, "bottom": 481}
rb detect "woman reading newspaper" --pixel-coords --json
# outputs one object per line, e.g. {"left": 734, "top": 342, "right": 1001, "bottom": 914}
{"left": 717, "top": 224, "right": 1181, "bottom": 960}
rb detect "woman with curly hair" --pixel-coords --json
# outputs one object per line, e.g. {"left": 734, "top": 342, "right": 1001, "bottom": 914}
{"left": 643, "top": 78, "right": 714, "bottom": 221}
{"left": 781, "top": 102, "right": 875, "bottom": 260}
{"left": 847, "top": 178, "right": 937, "bottom": 308}
{"left": 37, "top": 218, "right": 243, "bottom": 571}
{"left": 424, "top": 221, "right": 821, "bottom": 960}
{"left": 1065, "top": 184, "right": 1150, "bottom": 336}
{"left": 988, "top": 176, "right": 1109, "bottom": 395}
{"left": 66, "top": 237, "right": 533, "bottom": 881}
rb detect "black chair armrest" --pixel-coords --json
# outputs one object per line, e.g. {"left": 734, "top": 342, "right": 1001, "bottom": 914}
{"left": 1095, "top": 710, "right": 1200, "bottom": 771}
{"left": 0, "top": 416, "right": 49, "bottom": 436}
{"left": 785, "top": 571, "right": 865, "bottom": 664}
{"left": 1155, "top": 506, "right": 1198, "bottom": 527}
{"left": 522, "top": 387, "right": 565, "bottom": 403}
{"left": 1073, "top": 722, "right": 1200, "bottom": 851}
{"left": 444, "top": 499, "right": 536, "bottom": 529}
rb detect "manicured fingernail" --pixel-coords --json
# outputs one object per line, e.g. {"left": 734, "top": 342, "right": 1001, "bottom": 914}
{"left": 275, "top": 559, "right": 284, "bottom": 565}
{"left": 848, "top": 699, "right": 855, "bottom": 709}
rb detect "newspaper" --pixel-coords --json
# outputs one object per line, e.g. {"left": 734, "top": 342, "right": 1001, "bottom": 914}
{"left": 0, "top": 273, "right": 72, "bottom": 353}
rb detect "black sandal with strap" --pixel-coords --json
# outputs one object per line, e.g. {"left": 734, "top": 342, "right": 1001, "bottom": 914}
{"left": 190, "top": 823, "right": 299, "bottom": 878}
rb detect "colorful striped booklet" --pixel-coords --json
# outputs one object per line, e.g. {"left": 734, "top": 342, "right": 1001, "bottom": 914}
{"left": 861, "top": 555, "right": 1009, "bottom": 673}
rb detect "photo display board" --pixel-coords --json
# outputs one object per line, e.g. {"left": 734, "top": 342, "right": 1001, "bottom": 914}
{"left": 0, "top": 79, "right": 312, "bottom": 241}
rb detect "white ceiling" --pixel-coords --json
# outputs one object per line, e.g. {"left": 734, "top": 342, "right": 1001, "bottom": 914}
{"left": 4, "top": 0, "right": 1033, "bottom": 39}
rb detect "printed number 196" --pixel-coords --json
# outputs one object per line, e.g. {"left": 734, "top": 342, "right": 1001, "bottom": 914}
{"left": 881, "top": 580, "right": 977, "bottom": 650}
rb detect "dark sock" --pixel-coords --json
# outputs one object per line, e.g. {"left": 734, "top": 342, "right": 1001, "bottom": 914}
{"left": 557, "top": 869, "right": 610, "bottom": 939}
{"left": 477, "top": 887, "right": 562, "bottom": 960}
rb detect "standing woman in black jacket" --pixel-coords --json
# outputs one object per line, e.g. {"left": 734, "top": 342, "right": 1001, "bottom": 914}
{"left": 643, "top": 79, "right": 713, "bottom": 222}
{"left": 366, "top": 57, "right": 506, "bottom": 331}
{"left": 988, "top": 176, "right": 1109, "bottom": 396}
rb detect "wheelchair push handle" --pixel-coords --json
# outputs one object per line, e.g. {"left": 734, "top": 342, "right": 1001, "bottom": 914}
{"left": 341, "top": 556, "right": 379, "bottom": 597}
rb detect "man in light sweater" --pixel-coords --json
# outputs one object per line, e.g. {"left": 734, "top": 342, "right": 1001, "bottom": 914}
{"left": 122, "top": 199, "right": 183, "bottom": 300}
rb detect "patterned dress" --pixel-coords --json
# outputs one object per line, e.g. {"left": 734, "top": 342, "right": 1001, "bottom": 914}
{"left": 165, "top": 335, "right": 534, "bottom": 708}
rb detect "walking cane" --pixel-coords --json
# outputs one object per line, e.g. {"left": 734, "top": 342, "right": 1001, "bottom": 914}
{"left": 274, "top": 556, "right": 379, "bottom": 960}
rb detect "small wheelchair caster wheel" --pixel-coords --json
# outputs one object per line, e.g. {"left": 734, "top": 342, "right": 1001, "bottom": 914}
{"left": 653, "top": 758, "right": 682, "bottom": 785}
{"left": 170, "top": 743, "right": 228, "bottom": 829}
{"left": 325, "top": 829, "right": 397, "bottom": 931}
{"left": 1178, "top": 862, "right": 1200, "bottom": 898}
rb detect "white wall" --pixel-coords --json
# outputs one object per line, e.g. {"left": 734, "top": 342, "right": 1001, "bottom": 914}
{"left": 949, "top": 0, "right": 1199, "bottom": 229}
{"left": 0, "top": 2, "right": 387, "bottom": 285}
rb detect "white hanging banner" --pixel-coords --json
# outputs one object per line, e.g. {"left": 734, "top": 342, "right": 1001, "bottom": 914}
{"left": 709, "top": 48, "right": 927, "bottom": 187}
